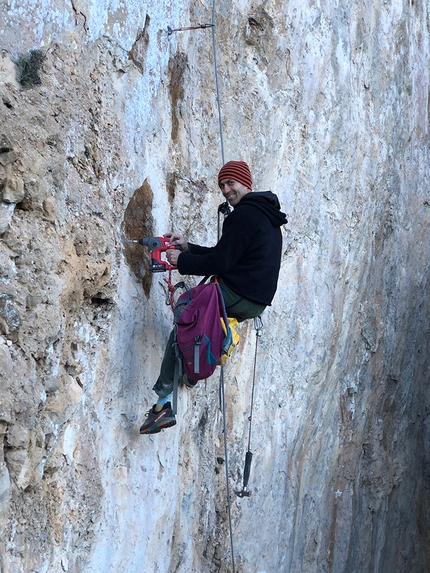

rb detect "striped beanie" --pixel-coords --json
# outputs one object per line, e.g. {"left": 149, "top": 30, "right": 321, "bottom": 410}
{"left": 218, "top": 161, "right": 252, "bottom": 190}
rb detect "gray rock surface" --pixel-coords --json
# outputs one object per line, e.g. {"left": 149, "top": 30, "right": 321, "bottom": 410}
{"left": 0, "top": 0, "right": 429, "bottom": 572}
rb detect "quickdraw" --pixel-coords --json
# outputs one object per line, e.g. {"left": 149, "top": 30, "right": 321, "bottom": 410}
{"left": 167, "top": 23, "right": 214, "bottom": 35}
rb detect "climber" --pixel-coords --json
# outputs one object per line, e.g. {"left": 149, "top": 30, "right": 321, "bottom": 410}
{"left": 140, "top": 160, "right": 287, "bottom": 434}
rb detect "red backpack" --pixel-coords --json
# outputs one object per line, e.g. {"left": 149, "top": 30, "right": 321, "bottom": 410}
{"left": 173, "top": 279, "right": 232, "bottom": 381}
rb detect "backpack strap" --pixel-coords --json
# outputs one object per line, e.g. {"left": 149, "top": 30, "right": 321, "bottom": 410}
{"left": 171, "top": 325, "right": 182, "bottom": 416}
{"left": 215, "top": 281, "right": 233, "bottom": 354}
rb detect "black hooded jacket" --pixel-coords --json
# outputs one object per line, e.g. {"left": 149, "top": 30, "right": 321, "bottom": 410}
{"left": 177, "top": 191, "right": 287, "bottom": 305}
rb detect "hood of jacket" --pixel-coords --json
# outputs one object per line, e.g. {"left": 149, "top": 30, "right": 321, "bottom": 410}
{"left": 235, "top": 191, "right": 288, "bottom": 227}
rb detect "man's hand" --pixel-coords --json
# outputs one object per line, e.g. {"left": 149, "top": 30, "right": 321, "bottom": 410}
{"left": 166, "top": 248, "right": 181, "bottom": 267}
{"left": 164, "top": 232, "right": 188, "bottom": 252}
{"left": 164, "top": 232, "right": 187, "bottom": 267}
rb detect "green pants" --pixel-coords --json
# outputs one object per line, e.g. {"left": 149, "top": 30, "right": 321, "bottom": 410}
{"left": 152, "top": 280, "right": 266, "bottom": 398}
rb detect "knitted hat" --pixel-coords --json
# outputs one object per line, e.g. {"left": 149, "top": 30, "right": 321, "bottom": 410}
{"left": 218, "top": 161, "right": 252, "bottom": 190}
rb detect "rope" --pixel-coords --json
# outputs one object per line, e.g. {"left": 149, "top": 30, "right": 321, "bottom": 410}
{"left": 211, "top": 0, "right": 225, "bottom": 165}
{"left": 210, "top": 3, "right": 236, "bottom": 572}
{"left": 220, "top": 366, "right": 236, "bottom": 573}
{"left": 217, "top": 206, "right": 236, "bottom": 571}
{"left": 164, "top": 269, "right": 176, "bottom": 310}
{"left": 167, "top": 4, "right": 235, "bottom": 569}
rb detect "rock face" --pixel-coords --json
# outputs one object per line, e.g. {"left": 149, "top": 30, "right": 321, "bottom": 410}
{"left": 0, "top": 1, "right": 429, "bottom": 572}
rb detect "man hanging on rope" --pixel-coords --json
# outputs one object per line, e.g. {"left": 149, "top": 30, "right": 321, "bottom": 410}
{"left": 140, "top": 160, "right": 287, "bottom": 434}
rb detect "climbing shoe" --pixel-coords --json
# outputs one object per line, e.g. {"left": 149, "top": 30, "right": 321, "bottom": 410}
{"left": 139, "top": 402, "right": 176, "bottom": 434}
{"left": 182, "top": 374, "right": 198, "bottom": 389}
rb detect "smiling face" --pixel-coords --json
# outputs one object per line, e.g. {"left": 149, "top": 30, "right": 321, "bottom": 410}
{"left": 219, "top": 178, "right": 252, "bottom": 207}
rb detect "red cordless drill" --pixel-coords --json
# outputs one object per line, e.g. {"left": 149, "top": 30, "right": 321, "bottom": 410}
{"left": 138, "top": 236, "right": 179, "bottom": 272}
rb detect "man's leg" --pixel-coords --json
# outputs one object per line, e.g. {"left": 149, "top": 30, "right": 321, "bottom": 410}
{"left": 152, "top": 329, "right": 176, "bottom": 401}
{"left": 140, "top": 329, "right": 177, "bottom": 435}
{"left": 219, "top": 279, "right": 266, "bottom": 321}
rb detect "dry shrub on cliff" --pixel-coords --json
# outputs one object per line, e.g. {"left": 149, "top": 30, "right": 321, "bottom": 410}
{"left": 16, "top": 49, "right": 45, "bottom": 88}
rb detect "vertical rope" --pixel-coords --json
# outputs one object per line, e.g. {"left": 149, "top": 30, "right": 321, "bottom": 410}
{"left": 220, "top": 366, "right": 236, "bottom": 573}
{"left": 211, "top": 0, "right": 225, "bottom": 165}
{"left": 212, "top": 4, "right": 235, "bottom": 570}
{"left": 217, "top": 209, "right": 236, "bottom": 573}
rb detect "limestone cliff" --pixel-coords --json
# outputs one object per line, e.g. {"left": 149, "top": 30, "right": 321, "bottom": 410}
{"left": 0, "top": 1, "right": 429, "bottom": 572}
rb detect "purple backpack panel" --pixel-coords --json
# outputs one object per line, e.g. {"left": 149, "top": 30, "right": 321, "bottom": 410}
{"left": 175, "top": 282, "right": 227, "bottom": 381}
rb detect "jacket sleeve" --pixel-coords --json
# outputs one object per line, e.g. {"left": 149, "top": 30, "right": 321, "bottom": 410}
{"left": 187, "top": 243, "right": 214, "bottom": 256}
{"left": 177, "top": 211, "right": 256, "bottom": 277}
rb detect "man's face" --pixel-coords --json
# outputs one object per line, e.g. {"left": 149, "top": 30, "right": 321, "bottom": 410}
{"left": 219, "top": 179, "right": 251, "bottom": 207}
